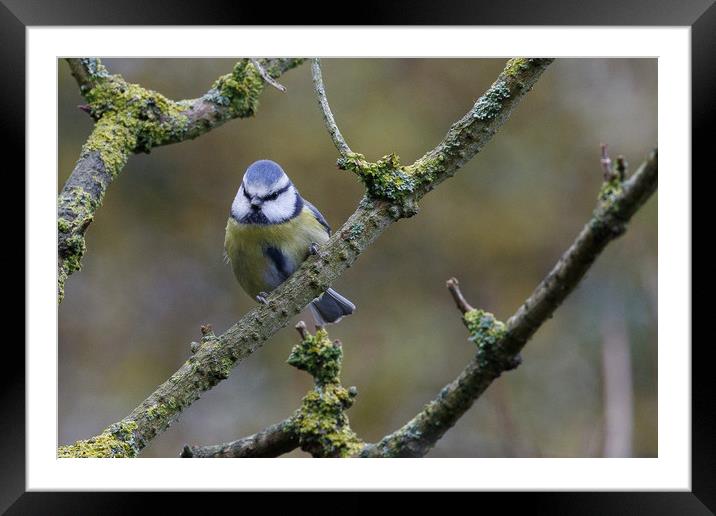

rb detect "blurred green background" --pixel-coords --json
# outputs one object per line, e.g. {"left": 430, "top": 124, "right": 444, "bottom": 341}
{"left": 58, "top": 58, "right": 657, "bottom": 458}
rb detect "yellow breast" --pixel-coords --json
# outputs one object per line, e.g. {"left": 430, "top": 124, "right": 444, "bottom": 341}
{"left": 224, "top": 207, "right": 330, "bottom": 298}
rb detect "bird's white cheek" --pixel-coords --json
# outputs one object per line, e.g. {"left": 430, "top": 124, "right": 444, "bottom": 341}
{"left": 231, "top": 192, "right": 251, "bottom": 219}
{"left": 261, "top": 191, "right": 296, "bottom": 222}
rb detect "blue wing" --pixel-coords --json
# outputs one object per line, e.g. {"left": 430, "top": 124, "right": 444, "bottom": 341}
{"left": 304, "top": 199, "right": 331, "bottom": 235}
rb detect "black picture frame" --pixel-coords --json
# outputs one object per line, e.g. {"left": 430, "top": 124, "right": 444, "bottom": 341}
{"left": 7, "top": 0, "right": 709, "bottom": 512}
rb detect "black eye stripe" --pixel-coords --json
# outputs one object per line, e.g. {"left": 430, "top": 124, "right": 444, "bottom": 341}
{"left": 260, "top": 183, "right": 291, "bottom": 201}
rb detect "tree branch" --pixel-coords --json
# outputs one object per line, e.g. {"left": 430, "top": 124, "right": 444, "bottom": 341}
{"left": 66, "top": 58, "right": 110, "bottom": 95}
{"left": 446, "top": 277, "right": 475, "bottom": 314}
{"left": 58, "top": 58, "right": 553, "bottom": 457}
{"left": 335, "top": 59, "right": 553, "bottom": 207}
{"left": 311, "top": 58, "right": 352, "bottom": 156}
{"left": 250, "top": 58, "right": 287, "bottom": 93}
{"left": 181, "top": 419, "right": 298, "bottom": 458}
{"left": 360, "top": 149, "right": 658, "bottom": 457}
{"left": 58, "top": 57, "right": 304, "bottom": 302}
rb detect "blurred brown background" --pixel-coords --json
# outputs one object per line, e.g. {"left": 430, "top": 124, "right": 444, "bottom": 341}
{"left": 58, "top": 58, "right": 657, "bottom": 458}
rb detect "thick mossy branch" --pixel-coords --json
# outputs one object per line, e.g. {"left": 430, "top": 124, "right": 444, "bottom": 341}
{"left": 360, "top": 149, "right": 657, "bottom": 458}
{"left": 57, "top": 421, "right": 139, "bottom": 458}
{"left": 57, "top": 58, "right": 303, "bottom": 302}
{"left": 337, "top": 153, "right": 418, "bottom": 206}
{"left": 290, "top": 385, "right": 361, "bottom": 458}
{"left": 57, "top": 122, "right": 134, "bottom": 303}
{"left": 286, "top": 325, "right": 362, "bottom": 458}
{"left": 60, "top": 58, "right": 551, "bottom": 456}
{"left": 337, "top": 58, "right": 553, "bottom": 205}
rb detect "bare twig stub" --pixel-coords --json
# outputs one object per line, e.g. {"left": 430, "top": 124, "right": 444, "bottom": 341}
{"left": 59, "top": 58, "right": 553, "bottom": 457}
{"left": 601, "top": 143, "right": 614, "bottom": 179}
{"left": 446, "top": 277, "right": 475, "bottom": 314}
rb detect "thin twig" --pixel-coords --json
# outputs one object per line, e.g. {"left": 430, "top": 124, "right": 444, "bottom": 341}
{"left": 250, "top": 58, "right": 287, "bottom": 92}
{"left": 311, "top": 58, "right": 352, "bottom": 156}
{"left": 446, "top": 277, "right": 475, "bottom": 314}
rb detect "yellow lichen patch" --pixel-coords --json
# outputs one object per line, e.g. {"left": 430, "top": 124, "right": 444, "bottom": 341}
{"left": 58, "top": 421, "right": 139, "bottom": 458}
{"left": 205, "top": 60, "right": 264, "bottom": 117}
{"left": 291, "top": 384, "right": 363, "bottom": 458}
{"left": 286, "top": 326, "right": 363, "bottom": 457}
{"left": 503, "top": 58, "right": 531, "bottom": 77}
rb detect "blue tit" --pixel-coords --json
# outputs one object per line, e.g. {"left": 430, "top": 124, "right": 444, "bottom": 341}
{"left": 224, "top": 159, "right": 355, "bottom": 325}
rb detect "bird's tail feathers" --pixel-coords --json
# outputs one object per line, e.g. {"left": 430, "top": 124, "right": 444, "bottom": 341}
{"left": 310, "top": 288, "right": 355, "bottom": 326}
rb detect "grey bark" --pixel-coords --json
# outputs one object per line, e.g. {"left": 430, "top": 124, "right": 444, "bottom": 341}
{"left": 181, "top": 419, "right": 298, "bottom": 458}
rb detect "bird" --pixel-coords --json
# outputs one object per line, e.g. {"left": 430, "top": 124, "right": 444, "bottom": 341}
{"left": 224, "top": 159, "right": 355, "bottom": 326}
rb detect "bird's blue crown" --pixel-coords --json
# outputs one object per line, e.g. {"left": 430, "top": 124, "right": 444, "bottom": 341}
{"left": 244, "top": 160, "right": 288, "bottom": 188}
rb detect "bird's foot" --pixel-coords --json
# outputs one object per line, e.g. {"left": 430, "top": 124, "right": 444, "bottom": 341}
{"left": 256, "top": 292, "right": 269, "bottom": 305}
{"left": 308, "top": 242, "right": 320, "bottom": 255}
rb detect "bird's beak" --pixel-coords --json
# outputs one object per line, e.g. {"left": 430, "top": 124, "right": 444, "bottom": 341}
{"left": 250, "top": 197, "right": 262, "bottom": 207}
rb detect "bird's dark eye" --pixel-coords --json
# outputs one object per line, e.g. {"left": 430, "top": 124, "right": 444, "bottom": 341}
{"left": 242, "top": 187, "right": 251, "bottom": 200}
{"left": 265, "top": 191, "right": 279, "bottom": 201}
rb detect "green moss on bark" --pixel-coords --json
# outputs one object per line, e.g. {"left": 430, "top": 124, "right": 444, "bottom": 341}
{"left": 287, "top": 329, "right": 342, "bottom": 384}
{"left": 58, "top": 421, "right": 139, "bottom": 458}
{"left": 337, "top": 151, "right": 441, "bottom": 206}
{"left": 503, "top": 58, "right": 531, "bottom": 77}
{"left": 463, "top": 309, "right": 515, "bottom": 373}
{"left": 203, "top": 60, "right": 264, "bottom": 117}
{"left": 286, "top": 328, "right": 362, "bottom": 457}
{"left": 83, "top": 76, "right": 189, "bottom": 157}
{"left": 599, "top": 176, "right": 624, "bottom": 205}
